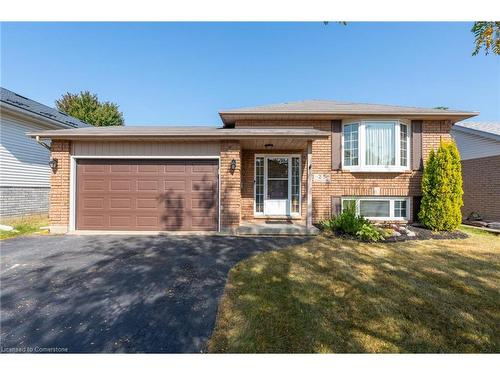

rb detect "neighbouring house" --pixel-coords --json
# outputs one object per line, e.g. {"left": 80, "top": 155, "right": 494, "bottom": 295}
{"left": 452, "top": 121, "right": 500, "bottom": 222}
{"left": 27, "top": 100, "right": 477, "bottom": 234}
{"left": 0, "top": 87, "right": 90, "bottom": 219}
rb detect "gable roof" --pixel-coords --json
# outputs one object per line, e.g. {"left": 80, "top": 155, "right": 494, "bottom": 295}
{"left": 219, "top": 99, "right": 478, "bottom": 125}
{"left": 0, "top": 87, "right": 91, "bottom": 129}
{"left": 453, "top": 121, "right": 500, "bottom": 142}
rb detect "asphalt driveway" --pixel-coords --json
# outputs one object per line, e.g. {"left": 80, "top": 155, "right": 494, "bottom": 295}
{"left": 0, "top": 234, "right": 311, "bottom": 353}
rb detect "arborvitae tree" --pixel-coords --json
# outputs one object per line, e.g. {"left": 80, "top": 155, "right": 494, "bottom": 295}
{"left": 418, "top": 140, "right": 463, "bottom": 231}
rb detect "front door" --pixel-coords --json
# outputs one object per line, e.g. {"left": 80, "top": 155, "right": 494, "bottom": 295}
{"left": 264, "top": 157, "right": 290, "bottom": 216}
{"left": 255, "top": 155, "right": 301, "bottom": 217}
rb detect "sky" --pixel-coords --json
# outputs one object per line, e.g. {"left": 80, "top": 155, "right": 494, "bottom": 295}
{"left": 1, "top": 22, "right": 499, "bottom": 125}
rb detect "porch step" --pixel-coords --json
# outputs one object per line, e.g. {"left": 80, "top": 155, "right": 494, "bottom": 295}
{"left": 237, "top": 222, "right": 320, "bottom": 236}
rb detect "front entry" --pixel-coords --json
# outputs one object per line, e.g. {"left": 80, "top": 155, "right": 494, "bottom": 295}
{"left": 255, "top": 155, "right": 301, "bottom": 217}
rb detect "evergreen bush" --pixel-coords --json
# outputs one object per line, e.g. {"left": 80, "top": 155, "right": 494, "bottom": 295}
{"left": 418, "top": 140, "right": 463, "bottom": 231}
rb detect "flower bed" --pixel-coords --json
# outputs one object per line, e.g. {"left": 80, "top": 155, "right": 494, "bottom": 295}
{"left": 383, "top": 224, "right": 469, "bottom": 242}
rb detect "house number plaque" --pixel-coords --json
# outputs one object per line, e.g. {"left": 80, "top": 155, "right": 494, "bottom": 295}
{"left": 313, "top": 174, "right": 331, "bottom": 183}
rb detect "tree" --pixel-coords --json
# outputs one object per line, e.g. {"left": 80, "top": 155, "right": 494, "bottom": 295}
{"left": 325, "top": 21, "right": 499, "bottom": 56}
{"left": 56, "top": 91, "right": 124, "bottom": 126}
{"left": 418, "top": 141, "right": 463, "bottom": 231}
{"left": 472, "top": 22, "right": 500, "bottom": 56}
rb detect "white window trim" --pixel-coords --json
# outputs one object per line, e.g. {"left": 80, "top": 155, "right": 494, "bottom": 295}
{"left": 341, "top": 196, "right": 410, "bottom": 221}
{"left": 341, "top": 119, "right": 411, "bottom": 172}
{"left": 254, "top": 154, "right": 301, "bottom": 218}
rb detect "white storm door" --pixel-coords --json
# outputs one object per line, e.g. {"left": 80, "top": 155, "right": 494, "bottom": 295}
{"left": 264, "top": 157, "right": 290, "bottom": 216}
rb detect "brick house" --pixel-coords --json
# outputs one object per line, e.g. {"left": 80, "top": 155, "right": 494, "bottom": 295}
{"left": 28, "top": 100, "right": 477, "bottom": 234}
{"left": 0, "top": 87, "right": 90, "bottom": 219}
{"left": 452, "top": 122, "right": 500, "bottom": 222}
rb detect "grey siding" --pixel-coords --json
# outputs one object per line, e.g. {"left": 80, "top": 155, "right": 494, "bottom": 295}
{"left": 0, "top": 113, "right": 51, "bottom": 187}
{"left": 72, "top": 141, "right": 221, "bottom": 157}
{"left": 452, "top": 129, "right": 500, "bottom": 160}
{"left": 0, "top": 186, "right": 49, "bottom": 218}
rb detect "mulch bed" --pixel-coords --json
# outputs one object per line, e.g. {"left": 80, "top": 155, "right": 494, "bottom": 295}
{"left": 383, "top": 225, "right": 469, "bottom": 243}
{"left": 320, "top": 225, "right": 469, "bottom": 243}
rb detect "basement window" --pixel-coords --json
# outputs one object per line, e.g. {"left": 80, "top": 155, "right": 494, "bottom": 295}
{"left": 342, "top": 197, "right": 410, "bottom": 220}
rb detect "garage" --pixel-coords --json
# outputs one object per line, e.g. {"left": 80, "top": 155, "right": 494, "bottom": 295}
{"left": 76, "top": 159, "right": 219, "bottom": 231}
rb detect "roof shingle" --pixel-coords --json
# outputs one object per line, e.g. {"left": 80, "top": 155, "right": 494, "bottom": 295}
{"left": 1, "top": 87, "right": 90, "bottom": 128}
{"left": 220, "top": 99, "right": 477, "bottom": 115}
{"left": 28, "top": 125, "right": 330, "bottom": 140}
{"left": 219, "top": 99, "right": 478, "bottom": 125}
{"left": 454, "top": 121, "right": 500, "bottom": 137}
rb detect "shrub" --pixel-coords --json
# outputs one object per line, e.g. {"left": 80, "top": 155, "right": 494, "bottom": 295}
{"left": 319, "top": 201, "right": 386, "bottom": 242}
{"left": 356, "top": 223, "right": 386, "bottom": 242}
{"left": 331, "top": 201, "right": 370, "bottom": 235}
{"left": 418, "top": 140, "right": 463, "bottom": 231}
{"left": 318, "top": 217, "right": 337, "bottom": 232}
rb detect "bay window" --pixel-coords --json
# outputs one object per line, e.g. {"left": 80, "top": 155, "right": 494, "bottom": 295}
{"left": 400, "top": 123, "right": 408, "bottom": 167}
{"left": 342, "top": 197, "right": 410, "bottom": 220}
{"left": 343, "top": 120, "right": 410, "bottom": 171}
{"left": 343, "top": 123, "right": 359, "bottom": 166}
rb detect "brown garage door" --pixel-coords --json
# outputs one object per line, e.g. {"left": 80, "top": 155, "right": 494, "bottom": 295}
{"left": 76, "top": 159, "right": 218, "bottom": 231}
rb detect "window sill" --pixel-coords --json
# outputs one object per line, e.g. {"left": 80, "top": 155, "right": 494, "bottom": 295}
{"left": 365, "top": 217, "right": 409, "bottom": 221}
{"left": 342, "top": 166, "right": 411, "bottom": 173}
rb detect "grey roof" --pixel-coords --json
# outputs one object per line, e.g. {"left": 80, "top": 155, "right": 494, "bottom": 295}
{"left": 454, "top": 121, "right": 500, "bottom": 137}
{"left": 28, "top": 125, "right": 330, "bottom": 140}
{"left": 221, "top": 99, "right": 477, "bottom": 115}
{"left": 1, "top": 87, "right": 91, "bottom": 128}
{"left": 453, "top": 121, "right": 500, "bottom": 142}
{"left": 219, "top": 99, "right": 478, "bottom": 124}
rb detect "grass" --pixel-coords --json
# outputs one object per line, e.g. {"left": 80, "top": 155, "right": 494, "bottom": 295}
{"left": 0, "top": 215, "right": 49, "bottom": 240}
{"left": 209, "top": 226, "right": 500, "bottom": 353}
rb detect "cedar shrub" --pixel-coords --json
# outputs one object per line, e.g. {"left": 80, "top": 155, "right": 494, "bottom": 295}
{"left": 418, "top": 140, "right": 463, "bottom": 231}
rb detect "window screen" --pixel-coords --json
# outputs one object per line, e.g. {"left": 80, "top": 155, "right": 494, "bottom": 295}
{"left": 359, "top": 200, "right": 390, "bottom": 217}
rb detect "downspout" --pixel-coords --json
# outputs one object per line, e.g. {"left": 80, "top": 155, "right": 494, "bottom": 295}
{"left": 35, "top": 136, "right": 51, "bottom": 151}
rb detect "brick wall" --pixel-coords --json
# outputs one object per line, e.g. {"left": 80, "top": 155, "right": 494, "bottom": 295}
{"left": 461, "top": 155, "right": 500, "bottom": 221}
{"left": 49, "top": 140, "right": 71, "bottom": 231}
{"left": 0, "top": 186, "right": 49, "bottom": 219}
{"left": 220, "top": 141, "right": 241, "bottom": 231}
{"left": 235, "top": 119, "right": 453, "bottom": 223}
{"left": 422, "top": 120, "right": 453, "bottom": 161}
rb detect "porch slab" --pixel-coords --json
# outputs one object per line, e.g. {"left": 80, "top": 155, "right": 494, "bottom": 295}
{"left": 237, "top": 220, "right": 320, "bottom": 236}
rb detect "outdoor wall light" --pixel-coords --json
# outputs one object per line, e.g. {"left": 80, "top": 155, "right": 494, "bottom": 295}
{"left": 230, "top": 159, "right": 237, "bottom": 171}
{"left": 48, "top": 158, "right": 58, "bottom": 171}
{"left": 264, "top": 143, "right": 274, "bottom": 149}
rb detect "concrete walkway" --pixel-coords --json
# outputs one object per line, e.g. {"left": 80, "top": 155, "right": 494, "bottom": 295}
{"left": 238, "top": 221, "right": 320, "bottom": 235}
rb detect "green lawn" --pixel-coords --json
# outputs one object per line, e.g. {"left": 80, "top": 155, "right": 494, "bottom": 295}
{"left": 0, "top": 215, "right": 49, "bottom": 240}
{"left": 209, "top": 227, "right": 500, "bottom": 353}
